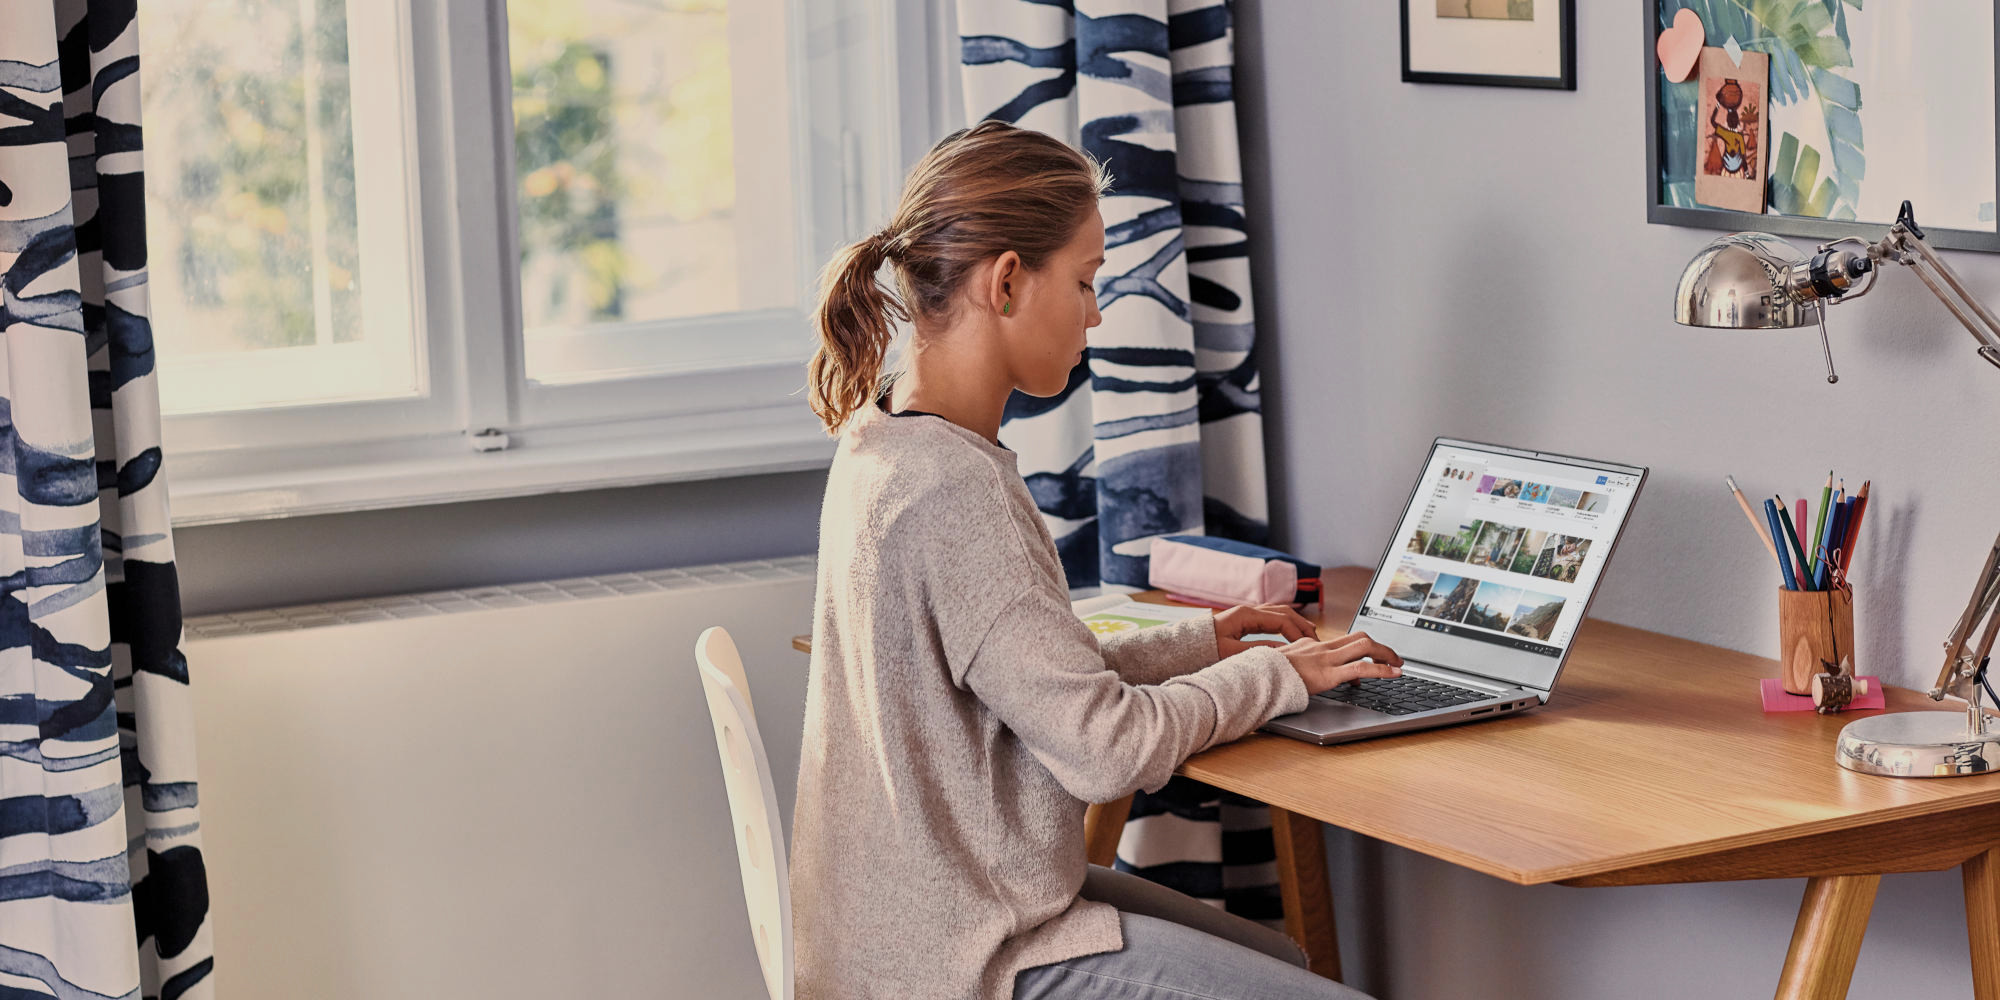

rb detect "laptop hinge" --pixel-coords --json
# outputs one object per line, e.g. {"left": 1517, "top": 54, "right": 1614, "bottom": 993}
{"left": 1405, "top": 661, "right": 1550, "bottom": 698}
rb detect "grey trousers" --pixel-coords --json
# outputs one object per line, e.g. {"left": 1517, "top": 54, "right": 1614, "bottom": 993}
{"left": 1013, "top": 866, "right": 1376, "bottom": 1000}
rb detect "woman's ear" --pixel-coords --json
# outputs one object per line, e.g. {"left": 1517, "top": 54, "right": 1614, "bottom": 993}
{"left": 987, "top": 251, "right": 1023, "bottom": 317}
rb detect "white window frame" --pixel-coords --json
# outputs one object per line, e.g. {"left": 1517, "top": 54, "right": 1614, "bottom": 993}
{"left": 165, "top": 0, "right": 963, "bottom": 526}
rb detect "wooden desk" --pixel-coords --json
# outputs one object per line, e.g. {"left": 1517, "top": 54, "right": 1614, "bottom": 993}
{"left": 1179, "top": 568, "right": 2000, "bottom": 998}
{"left": 795, "top": 568, "right": 2000, "bottom": 998}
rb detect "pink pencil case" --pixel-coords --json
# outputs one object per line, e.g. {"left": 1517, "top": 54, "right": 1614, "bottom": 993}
{"left": 1147, "top": 536, "right": 1321, "bottom": 608}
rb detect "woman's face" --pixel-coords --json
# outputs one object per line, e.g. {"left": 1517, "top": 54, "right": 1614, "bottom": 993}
{"left": 1005, "top": 209, "right": 1105, "bottom": 397}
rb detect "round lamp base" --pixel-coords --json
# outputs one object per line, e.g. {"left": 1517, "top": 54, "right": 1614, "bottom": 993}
{"left": 1836, "top": 711, "right": 2000, "bottom": 777}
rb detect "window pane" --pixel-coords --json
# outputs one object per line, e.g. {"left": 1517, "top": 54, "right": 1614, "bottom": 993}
{"left": 141, "top": 0, "right": 420, "bottom": 414}
{"left": 508, "top": 0, "right": 799, "bottom": 381}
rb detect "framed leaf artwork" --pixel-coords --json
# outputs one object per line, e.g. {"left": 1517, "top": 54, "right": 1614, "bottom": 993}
{"left": 1402, "top": 0, "right": 1576, "bottom": 90}
{"left": 1645, "top": 0, "right": 2000, "bottom": 252}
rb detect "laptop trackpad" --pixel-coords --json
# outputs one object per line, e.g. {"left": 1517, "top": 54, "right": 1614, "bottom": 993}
{"left": 1262, "top": 698, "right": 1380, "bottom": 735}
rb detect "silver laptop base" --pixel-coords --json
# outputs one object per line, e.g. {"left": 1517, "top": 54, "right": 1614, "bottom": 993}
{"left": 1261, "top": 662, "right": 1545, "bottom": 746}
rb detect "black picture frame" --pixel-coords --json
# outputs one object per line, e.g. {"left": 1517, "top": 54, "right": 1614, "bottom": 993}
{"left": 1643, "top": 0, "right": 2000, "bottom": 253}
{"left": 1401, "top": 0, "right": 1576, "bottom": 90}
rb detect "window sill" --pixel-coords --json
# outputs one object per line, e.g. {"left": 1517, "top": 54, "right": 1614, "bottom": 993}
{"left": 167, "top": 402, "right": 835, "bottom": 527}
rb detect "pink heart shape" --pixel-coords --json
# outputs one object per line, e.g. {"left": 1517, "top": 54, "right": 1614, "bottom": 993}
{"left": 1656, "top": 8, "right": 1705, "bottom": 83}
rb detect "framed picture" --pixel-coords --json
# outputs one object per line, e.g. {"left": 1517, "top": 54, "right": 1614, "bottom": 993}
{"left": 1401, "top": 0, "right": 1576, "bottom": 90}
{"left": 1646, "top": 0, "right": 2000, "bottom": 253}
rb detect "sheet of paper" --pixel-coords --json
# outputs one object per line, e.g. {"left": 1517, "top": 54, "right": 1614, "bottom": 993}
{"left": 1080, "top": 600, "right": 1209, "bottom": 637}
{"left": 1080, "top": 601, "right": 1295, "bottom": 646}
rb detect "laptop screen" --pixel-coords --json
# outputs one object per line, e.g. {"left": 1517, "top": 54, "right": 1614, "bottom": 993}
{"left": 1354, "top": 439, "right": 1644, "bottom": 692}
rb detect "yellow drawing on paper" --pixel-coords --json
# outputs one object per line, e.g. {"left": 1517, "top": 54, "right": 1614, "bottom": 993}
{"left": 1086, "top": 617, "right": 1144, "bottom": 635}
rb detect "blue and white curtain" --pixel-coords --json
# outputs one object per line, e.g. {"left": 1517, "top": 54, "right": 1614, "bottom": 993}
{"left": 2, "top": 4, "right": 214, "bottom": 999}
{"left": 960, "top": 0, "right": 1285, "bottom": 926}
{"left": 960, "top": 0, "right": 1271, "bottom": 593}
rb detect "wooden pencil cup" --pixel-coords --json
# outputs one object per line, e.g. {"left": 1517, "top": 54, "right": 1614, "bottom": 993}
{"left": 1777, "top": 585, "right": 1855, "bottom": 695}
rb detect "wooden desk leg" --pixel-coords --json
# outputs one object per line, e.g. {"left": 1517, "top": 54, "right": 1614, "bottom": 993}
{"left": 1774, "top": 874, "right": 1880, "bottom": 1000}
{"left": 1968, "top": 848, "right": 2000, "bottom": 1000}
{"left": 1270, "top": 805, "right": 1341, "bottom": 981}
{"left": 1083, "top": 794, "right": 1133, "bottom": 869}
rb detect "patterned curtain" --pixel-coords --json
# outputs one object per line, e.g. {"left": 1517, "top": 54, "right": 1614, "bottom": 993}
{"left": 958, "top": 0, "right": 1288, "bottom": 927}
{"left": 960, "top": 0, "right": 1271, "bottom": 592}
{"left": 1, "top": 4, "right": 214, "bottom": 999}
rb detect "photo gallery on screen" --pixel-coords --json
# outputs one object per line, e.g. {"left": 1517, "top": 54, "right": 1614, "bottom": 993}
{"left": 1477, "top": 476, "right": 1607, "bottom": 513}
{"left": 1407, "top": 520, "right": 1592, "bottom": 584}
{"left": 1390, "top": 470, "right": 1606, "bottom": 638}
{"left": 1384, "top": 562, "right": 1568, "bottom": 640}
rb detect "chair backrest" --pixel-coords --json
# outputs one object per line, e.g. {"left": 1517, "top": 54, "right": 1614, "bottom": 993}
{"left": 694, "top": 626, "right": 793, "bottom": 1000}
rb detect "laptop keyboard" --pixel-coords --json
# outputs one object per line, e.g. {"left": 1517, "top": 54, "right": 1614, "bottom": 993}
{"left": 1316, "top": 675, "right": 1493, "bottom": 716}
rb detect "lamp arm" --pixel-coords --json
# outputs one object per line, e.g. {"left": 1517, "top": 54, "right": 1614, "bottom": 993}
{"left": 1975, "top": 582, "right": 2000, "bottom": 684}
{"left": 1868, "top": 217, "right": 2000, "bottom": 371}
{"left": 1865, "top": 209, "right": 2000, "bottom": 723}
{"left": 1955, "top": 570, "right": 2000, "bottom": 736}
{"left": 1932, "top": 529, "right": 2000, "bottom": 710}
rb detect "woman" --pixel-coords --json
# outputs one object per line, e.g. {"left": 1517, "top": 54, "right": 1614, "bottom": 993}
{"left": 792, "top": 120, "right": 1399, "bottom": 1000}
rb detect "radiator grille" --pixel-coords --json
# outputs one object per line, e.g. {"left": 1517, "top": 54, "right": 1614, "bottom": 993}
{"left": 184, "top": 555, "right": 818, "bottom": 641}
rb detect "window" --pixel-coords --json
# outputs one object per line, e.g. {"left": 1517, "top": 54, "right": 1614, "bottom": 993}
{"left": 144, "top": 0, "right": 421, "bottom": 415}
{"left": 509, "top": 0, "right": 801, "bottom": 384}
{"left": 140, "top": 0, "right": 953, "bottom": 524}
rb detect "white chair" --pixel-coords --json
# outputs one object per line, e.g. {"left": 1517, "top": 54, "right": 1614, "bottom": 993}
{"left": 694, "top": 626, "right": 793, "bottom": 1000}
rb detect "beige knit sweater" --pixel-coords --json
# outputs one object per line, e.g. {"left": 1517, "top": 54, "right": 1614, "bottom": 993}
{"left": 791, "top": 403, "right": 1310, "bottom": 1000}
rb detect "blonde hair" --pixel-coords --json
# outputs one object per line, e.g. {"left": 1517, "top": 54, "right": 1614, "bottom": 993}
{"left": 807, "top": 120, "right": 1111, "bottom": 435}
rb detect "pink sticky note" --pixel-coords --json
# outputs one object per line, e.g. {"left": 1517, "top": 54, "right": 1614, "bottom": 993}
{"left": 1760, "top": 677, "right": 1886, "bottom": 712}
{"left": 1657, "top": 8, "right": 1705, "bottom": 83}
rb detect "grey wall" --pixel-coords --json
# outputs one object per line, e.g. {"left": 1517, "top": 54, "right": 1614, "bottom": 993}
{"left": 173, "top": 470, "right": 827, "bottom": 615}
{"left": 1235, "top": 2, "right": 1994, "bottom": 998}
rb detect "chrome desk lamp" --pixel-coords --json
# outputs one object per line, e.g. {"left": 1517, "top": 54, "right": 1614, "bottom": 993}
{"left": 1673, "top": 201, "right": 2000, "bottom": 777}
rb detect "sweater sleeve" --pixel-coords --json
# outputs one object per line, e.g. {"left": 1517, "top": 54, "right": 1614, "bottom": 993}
{"left": 1098, "top": 614, "right": 1221, "bottom": 686}
{"left": 962, "top": 584, "right": 1309, "bottom": 804}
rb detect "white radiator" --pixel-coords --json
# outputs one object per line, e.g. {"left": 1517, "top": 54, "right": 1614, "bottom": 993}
{"left": 185, "top": 556, "right": 818, "bottom": 1000}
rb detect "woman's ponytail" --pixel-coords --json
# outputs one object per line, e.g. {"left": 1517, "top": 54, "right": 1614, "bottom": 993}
{"left": 809, "top": 234, "right": 907, "bottom": 435}
{"left": 807, "top": 121, "right": 1110, "bottom": 435}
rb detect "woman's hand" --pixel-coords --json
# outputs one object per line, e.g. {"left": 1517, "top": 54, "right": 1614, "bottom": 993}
{"left": 1276, "top": 632, "right": 1404, "bottom": 694}
{"left": 1213, "top": 603, "right": 1317, "bottom": 659}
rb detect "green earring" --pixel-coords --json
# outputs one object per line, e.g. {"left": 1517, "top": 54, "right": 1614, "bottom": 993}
{"left": 1002, "top": 301, "right": 1011, "bottom": 315}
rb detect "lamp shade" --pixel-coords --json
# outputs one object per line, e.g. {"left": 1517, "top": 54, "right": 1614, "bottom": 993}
{"left": 1673, "top": 232, "right": 1821, "bottom": 330}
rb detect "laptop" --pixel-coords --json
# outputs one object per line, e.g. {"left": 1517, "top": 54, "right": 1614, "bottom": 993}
{"left": 1263, "top": 437, "right": 1647, "bottom": 745}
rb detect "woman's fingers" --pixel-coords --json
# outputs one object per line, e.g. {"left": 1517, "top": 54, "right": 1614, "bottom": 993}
{"left": 1261, "top": 603, "right": 1317, "bottom": 640}
{"left": 1330, "top": 659, "right": 1403, "bottom": 685}
{"left": 1280, "top": 628, "right": 1408, "bottom": 684}
{"left": 1354, "top": 637, "right": 1404, "bottom": 668}
{"left": 1279, "top": 632, "right": 1406, "bottom": 693}
{"left": 1221, "top": 604, "right": 1311, "bottom": 641}
{"left": 1293, "top": 656, "right": 1398, "bottom": 693}
{"left": 1320, "top": 631, "right": 1404, "bottom": 667}
{"left": 1235, "top": 608, "right": 1302, "bottom": 640}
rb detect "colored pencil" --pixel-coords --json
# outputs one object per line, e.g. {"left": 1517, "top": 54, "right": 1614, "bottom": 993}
{"left": 1827, "top": 499, "right": 1853, "bottom": 588}
{"left": 1822, "top": 502, "right": 1843, "bottom": 585}
{"left": 1800, "top": 495, "right": 1812, "bottom": 580}
{"left": 1839, "top": 496, "right": 1855, "bottom": 557}
{"left": 1726, "top": 476, "right": 1778, "bottom": 564}
{"left": 1775, "top": 497, "right": 1813, "bottom": 590}
{"left": 1813, "top": 490, "right": 1843, "bottom": 590}
{"left": 1843, "top": 481, "right": 1870, "bottom": 573}
{"left": 1764, "top": 499, "right": 1798, "bottom": 590}
{"left": 1810, "top": 471, "right": 1833, "bottom": 579}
